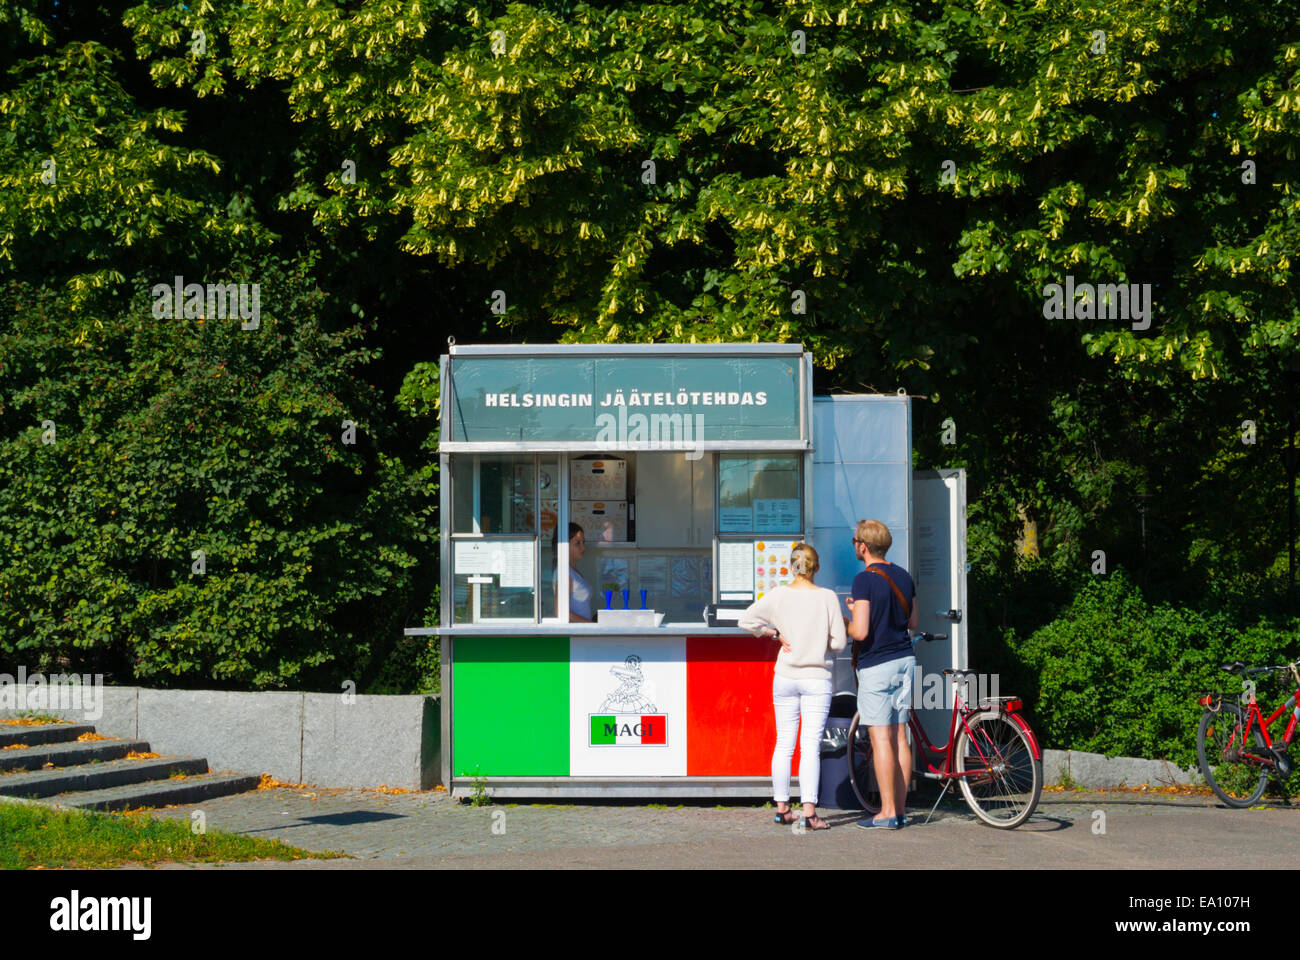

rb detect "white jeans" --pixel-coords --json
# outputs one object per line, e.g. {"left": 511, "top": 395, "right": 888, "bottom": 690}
{"left": 771, "top": 674, "right": 833, "bottom": 805}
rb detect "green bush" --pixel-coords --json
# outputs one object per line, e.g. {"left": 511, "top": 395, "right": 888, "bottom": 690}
{"left": 0, "top": 258, "right": 436, "bottom": 690}
{"left": 1008, "top": 568, "right": 1300, "bottom": 769}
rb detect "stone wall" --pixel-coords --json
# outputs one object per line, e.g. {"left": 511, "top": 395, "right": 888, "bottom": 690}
{"left": 0, "top": 684, "right": 440, "bottom": 790}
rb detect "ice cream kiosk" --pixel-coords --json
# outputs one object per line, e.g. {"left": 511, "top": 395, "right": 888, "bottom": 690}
{"left": 407, "top": 342, "right": 967, "bottom": 798}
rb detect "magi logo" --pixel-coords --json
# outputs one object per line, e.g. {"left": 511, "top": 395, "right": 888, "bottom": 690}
{"left": 589, "top": 714, "right": 667, "bottom": 746}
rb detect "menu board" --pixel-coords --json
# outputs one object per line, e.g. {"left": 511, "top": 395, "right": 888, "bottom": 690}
{"left": 719, "top": 541, "right": 754, "bottom": 597}
{"left": 570, "top": 458, "right": 627, "bottom": 499}
{"left": 570, "top": 500, "right": 628, "bottom": 541}
{"left": 754, "top": 539, "right": 799, "bottom": 600}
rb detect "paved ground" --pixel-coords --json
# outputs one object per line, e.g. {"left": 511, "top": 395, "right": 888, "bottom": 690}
{"left": 132, "top": 784, "right": 1299, "bottom": 869}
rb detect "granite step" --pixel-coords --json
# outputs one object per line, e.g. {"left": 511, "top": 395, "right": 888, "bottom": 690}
{"left": 0, "top": 723, "right": 96, "bottom": 748}
{"left": 45, "top": 772, "right": 263, "bottom": 811}
{"left": 0, "top": 756, "right": 210, "bottom": 799}
{"left": 0, "top": 738, "right": 153, "bottom": 773}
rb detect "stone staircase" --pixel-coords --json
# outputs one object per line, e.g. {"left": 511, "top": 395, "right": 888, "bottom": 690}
{"left": 0, "top": 721, "right": 260, "bottom": 810}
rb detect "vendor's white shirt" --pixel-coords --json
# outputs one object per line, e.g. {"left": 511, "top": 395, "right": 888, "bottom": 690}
{"left": 570, "top": 566, "right": 593, "bottom": 620}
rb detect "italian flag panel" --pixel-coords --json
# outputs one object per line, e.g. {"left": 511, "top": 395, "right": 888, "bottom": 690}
{"left": 453, "top": 634, "right": 783, "bottom": 778}
{"left": 452, "top": 635, "right": 570, "bottom": 777}
{"left": 685, "top": 634, "right": 797, "bottom": 776}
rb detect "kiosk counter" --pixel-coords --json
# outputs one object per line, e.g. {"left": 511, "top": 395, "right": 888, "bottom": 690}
{"left": 407, "top": 343, "right": 968, "bottom": 799}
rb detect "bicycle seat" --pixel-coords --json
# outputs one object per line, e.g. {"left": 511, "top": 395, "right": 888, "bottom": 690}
{"left": 943, "top": 668, "right": 979, "bottom": 677}
{"left": 1220, "top": 661, "right": 1247, "bottom": 673}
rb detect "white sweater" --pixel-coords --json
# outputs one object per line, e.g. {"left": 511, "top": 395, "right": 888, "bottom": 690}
{"left": 738, "top": 585, "right": 848, "bottom": 681}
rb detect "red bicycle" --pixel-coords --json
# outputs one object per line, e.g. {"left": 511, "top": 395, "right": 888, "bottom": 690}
{"left": 846, "top": 633, "right": 1043, "bottom": 829}
{"left": 1196, "top": 658, "right": 1300, "bottom": 807}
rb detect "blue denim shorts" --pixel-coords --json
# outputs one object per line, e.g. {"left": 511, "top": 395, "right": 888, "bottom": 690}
{"left": 856, "top": 656, "right": 917, "bottom": 726}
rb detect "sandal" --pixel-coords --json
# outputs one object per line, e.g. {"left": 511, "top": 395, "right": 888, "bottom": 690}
{"left": 797, "top": 815, "right": 830, "bottom": 831}
{"left": 773, "top": 806, "right": 795, "bottom": 825}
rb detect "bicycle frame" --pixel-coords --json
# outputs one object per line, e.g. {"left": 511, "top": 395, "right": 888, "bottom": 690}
{"left": 1234, "top": 688, "right": 1299, "bottom": 760}
{"left": 908, "top": 677, "right": 1041, "bottom": 781}
{"left": 1200, "top": 661, "right": 1300, "bottom": 766}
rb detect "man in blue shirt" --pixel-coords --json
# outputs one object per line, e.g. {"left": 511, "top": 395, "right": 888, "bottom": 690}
{"left": 846, "top": 519, "right": 918, "bottom": 829}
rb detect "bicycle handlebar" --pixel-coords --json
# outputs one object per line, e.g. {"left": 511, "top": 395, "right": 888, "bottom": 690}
{"left": 1219, "top": 659, "right": 1300, "bottom": 677}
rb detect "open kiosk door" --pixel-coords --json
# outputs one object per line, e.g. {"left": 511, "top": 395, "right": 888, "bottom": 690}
{"left": 910, "top": 468, "right": 968, "bottom": 748}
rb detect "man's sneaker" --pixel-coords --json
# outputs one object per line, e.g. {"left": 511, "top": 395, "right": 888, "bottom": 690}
{"left": 854, "top": 815, "right": 900, "bottom": 830}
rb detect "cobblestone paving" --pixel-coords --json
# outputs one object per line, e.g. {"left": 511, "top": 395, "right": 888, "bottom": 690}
{"left": 135, "top": 784, "right": 1299, "bottom": 868}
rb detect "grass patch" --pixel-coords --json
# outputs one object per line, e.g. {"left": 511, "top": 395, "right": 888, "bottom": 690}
{"left": 1055, "top": 771, "right": 1083, "bottom": 791}
{"left": 0, "top": 801, "right": 348, "bottom": 869}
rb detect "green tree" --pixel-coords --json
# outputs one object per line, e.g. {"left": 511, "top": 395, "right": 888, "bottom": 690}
{"left": 0, "top": 257, "right": 432, "bottom": 689}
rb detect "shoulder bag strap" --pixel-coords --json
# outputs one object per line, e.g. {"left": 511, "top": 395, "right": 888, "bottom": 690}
{"left": 867, "top": 565, "right": 911, "bottom": 621}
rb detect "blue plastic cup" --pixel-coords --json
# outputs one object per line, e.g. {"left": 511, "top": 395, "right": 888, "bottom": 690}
{"left": 640, "top": 589, "right": 647, "bottom": 609}
{"left": 604, "top": 589, "right": 613, "bottom": 610}
{"left": 621, "top": 589, "right": 630, "bottom": 609}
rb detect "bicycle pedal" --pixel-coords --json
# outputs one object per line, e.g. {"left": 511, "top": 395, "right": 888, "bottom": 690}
{"left": 1271, "top": 747, "right": 1292, "bottom": 778}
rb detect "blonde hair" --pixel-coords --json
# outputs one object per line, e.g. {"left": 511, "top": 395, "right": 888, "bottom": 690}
{"left": 855, "top": 519, "right": 892, "bottom": 557}
{"left": 790, "top": 542, "right": 819, "bottom": 580}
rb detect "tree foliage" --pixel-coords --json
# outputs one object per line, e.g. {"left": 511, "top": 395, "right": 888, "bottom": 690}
{"left": 0, "top": 258, "right": 432, "bottom": 688}
{"left": 0, "top": 0, "right": 1297, "bottom": 708}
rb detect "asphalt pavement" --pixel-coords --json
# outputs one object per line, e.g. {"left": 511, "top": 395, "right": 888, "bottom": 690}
{"left": 133, "top": 784, "right": 1299, "bottom": 869}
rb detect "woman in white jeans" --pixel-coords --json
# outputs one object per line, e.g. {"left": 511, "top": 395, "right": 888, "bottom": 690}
{"left": 739, "top": 543, "right": 847, "bottom": 831}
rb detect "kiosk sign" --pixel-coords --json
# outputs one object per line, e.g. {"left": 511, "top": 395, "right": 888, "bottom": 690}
{"left": 445, "top": 350, "right": 805, "bottom": 448}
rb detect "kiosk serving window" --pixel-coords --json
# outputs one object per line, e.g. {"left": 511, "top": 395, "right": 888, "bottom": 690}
{"left": 440, "top": 344, "right": 812, "bottom": 625}
{"left": 450, "top": 455, "right": 535, "bottom": 535}
{"left": 450, "top": 454, "right": 539, "bottom": 623}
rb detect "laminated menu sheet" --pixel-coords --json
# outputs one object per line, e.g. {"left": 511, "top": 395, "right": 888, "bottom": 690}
{"left": 498, "top": 541, "right": 534, "bottom": 588}
{"left": 718, "top": 541, "right": 754, "bottom": 599}
{"left": 754, "top": 539, "right": 798, "bottom": 599}
{"left": 454, "top": 540, "right": 534, "bottom": 588}
{"left": 454, "top": 540, "right": 497, "bottom": 574}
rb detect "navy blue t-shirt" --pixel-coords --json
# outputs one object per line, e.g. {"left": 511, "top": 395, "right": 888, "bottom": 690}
{"left": 850, "top": 562, "right": 916, "bottom": 670}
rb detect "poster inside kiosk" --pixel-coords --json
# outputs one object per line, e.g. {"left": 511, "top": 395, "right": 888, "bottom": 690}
{"left": 453, "top": 540, "right": 533, "bottom": 588}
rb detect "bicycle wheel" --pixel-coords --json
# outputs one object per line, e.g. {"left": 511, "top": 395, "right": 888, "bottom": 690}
{"left": 1197, "top": 704, "right": 1268, "bottom": 808}
{"left": 845, "top": 713, "right": 881, "bottom": 814}
{"left": 954, "top": 711, "right": 1042, "bottom": 829}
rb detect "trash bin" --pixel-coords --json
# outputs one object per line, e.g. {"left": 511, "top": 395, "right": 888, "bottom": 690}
{"left": 819, "top": 692, "right": 864, "bottom": 810}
